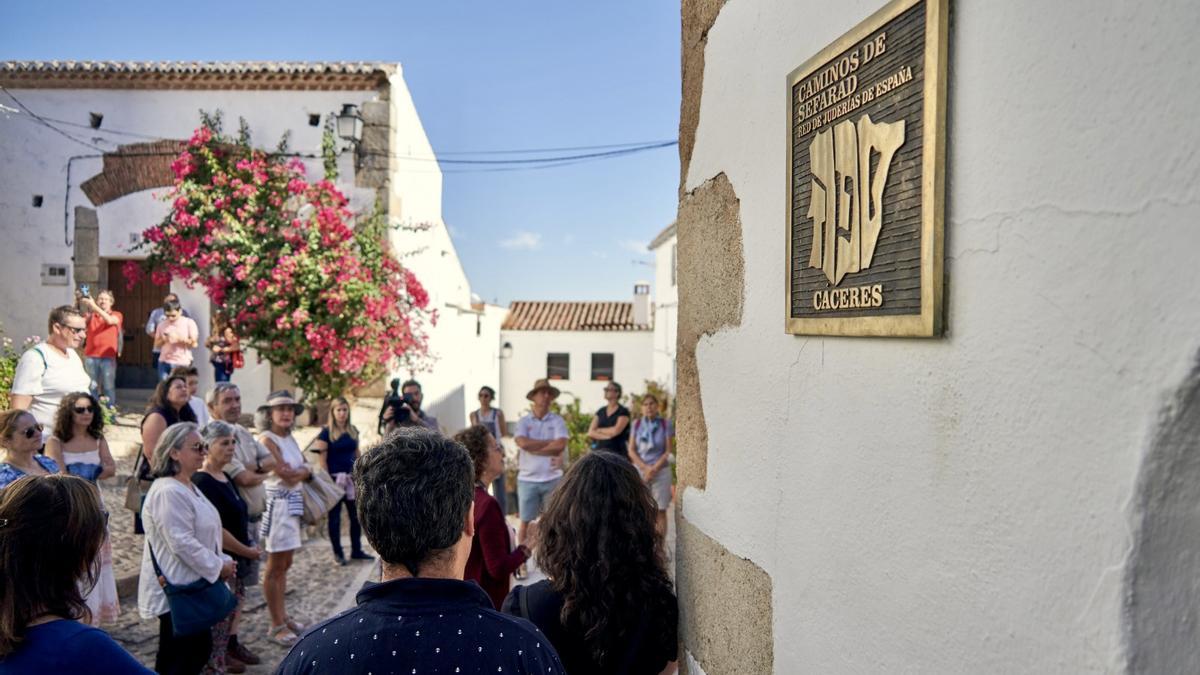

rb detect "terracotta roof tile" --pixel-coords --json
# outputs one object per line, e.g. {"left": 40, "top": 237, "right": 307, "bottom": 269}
{"left": 0, "top": 61, "right": 394, "bottom": 90}
{"left": 502, "top": 301, "right": 650, "bottom": 331}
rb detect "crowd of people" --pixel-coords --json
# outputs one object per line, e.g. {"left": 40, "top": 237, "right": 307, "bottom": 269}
{"left": 1, "top": 303, "right": 679, "bottom": 674}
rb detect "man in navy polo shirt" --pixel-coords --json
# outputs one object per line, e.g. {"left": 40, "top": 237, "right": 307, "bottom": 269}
{"left": 277, "top": 428, "right": 564, "bottom": 674}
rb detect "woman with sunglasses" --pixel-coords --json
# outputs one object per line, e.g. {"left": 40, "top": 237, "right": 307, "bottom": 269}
{"left": 139, "top": 422, "right": 236, "bottom": 675}
{"left": 0, "top": 409, "right": 57, "bottom": 489}
{"left": 43, "top": 392, "right": 121, "bottom": 626}
{"left": 46, "top": 392, "right": 116, "bottom": 483}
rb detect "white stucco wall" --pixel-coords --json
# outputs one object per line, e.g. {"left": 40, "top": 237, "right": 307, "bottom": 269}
{"left": 498, "top": 329, "right": 654, "bottom": 418}
{"left": 683, "top": 0, "right": 1200, "bottom": 672}
{"left": 651, "top": 232, "right": 678, "bottom": 394}
{"left": 0, "top": 72, "right": 493, "bottom": 413}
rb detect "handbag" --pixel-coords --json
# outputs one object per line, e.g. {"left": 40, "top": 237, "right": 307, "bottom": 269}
{"left": 230, "top": 350, "right": 245, "bottom": 370}
{"left": 301, "top": 465, "right": 345, "bottom": 526}
{"left": 123, "top": 449, "right": 148, "bottom": 513}
{"left": 148, "top": 543, "right": 237, "bottom": 636}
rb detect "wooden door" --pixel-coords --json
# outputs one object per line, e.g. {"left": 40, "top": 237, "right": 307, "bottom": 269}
{"left": 108, "top": 260, "right": 168, "bottom": 388}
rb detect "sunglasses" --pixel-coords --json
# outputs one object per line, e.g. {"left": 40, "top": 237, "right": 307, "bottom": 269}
{"left": 19, "top": 424, "right": 44, "bottom": 439}
{"left": 58, "top": 324, "right": 87, "bottom": 335}
{"left": 74, "top": 406, "right": 94, "bottom": 414}
{"left": 479, "top": 393, "right": 492, "bottom": 398}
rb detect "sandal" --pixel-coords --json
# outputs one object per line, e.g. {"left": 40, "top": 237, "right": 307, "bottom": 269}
{"left": 267, "top": 624, "right": 299, "bottom": 646}
{"left": 285, "top": 617, "right": 307, "bottom": 634}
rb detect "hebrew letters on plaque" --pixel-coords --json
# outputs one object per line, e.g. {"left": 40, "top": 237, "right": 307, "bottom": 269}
{"left": 806, "top": 113, "right": 905, "bottom": 286}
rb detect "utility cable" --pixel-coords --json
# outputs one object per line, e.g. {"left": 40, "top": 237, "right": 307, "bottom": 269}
{"left": 0, "top": 86, "right": 107, "bottom": 152}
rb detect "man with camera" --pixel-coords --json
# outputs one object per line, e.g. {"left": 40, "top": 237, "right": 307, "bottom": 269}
{"left": 379, "top": 379, "right": 440, "bottom": 435}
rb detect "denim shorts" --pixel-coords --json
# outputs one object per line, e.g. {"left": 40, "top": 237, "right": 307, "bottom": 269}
{"left": 517, "top": 477, "right": 561, "bottom": 522}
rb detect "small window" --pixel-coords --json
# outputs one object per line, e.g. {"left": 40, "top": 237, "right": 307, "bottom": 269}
{"left": 308, "top": 114, "right": 321, "bottom": 127}
{"left": 547, "top": 353, "right": 570, "bottom": 380}
{"left": 591, "top": 353, "right": 614, "bottom": 381}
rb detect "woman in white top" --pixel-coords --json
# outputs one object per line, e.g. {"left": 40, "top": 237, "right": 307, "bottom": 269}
{"left": 8, "top": 306, "right": 93, "bottom": 443}
{"left": 256, "top": 390, "right": 310, "bottom": 646}
{"left": 44, "top": 392, "right": 119, "bottom": 626}
{"left": 138, "top": 422, "right": 236, "bottom": 675}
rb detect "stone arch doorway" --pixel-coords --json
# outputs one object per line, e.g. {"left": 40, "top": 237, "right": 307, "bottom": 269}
{"left": 74, "top": 141, "right": 185, "bottom": 388}
{"left": 1124, "top": 358, "right": 1200, "bottom": 673}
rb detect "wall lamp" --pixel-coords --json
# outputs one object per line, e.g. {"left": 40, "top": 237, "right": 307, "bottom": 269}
{"left": 336, "top": 104, "right": 364, "bottom": 144}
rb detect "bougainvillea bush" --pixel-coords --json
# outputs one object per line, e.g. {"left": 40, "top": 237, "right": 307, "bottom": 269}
{"left": 126, "top": 124, "right": 433, "bottom": 400}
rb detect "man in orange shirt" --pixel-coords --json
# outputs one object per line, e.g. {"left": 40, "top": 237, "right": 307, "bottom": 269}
{"left": 79, "top": 288, "right": 123, "bottom": 407}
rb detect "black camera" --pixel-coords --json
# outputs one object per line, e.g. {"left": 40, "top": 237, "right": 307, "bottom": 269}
{"left": 379, "top": 378, "right": 416, "bottom": 431}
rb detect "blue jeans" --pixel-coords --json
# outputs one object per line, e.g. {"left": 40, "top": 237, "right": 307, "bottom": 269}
{"left": 156, "top": 360, "right": 173, "bottom": 381}
{"left": 517, "top": 477, "right": 561, "bottom": 522}
{"left": 328, "top": 497, "right": 363, "bottom": 558}
{"left": 85, "top": 357, "right": 116, "bottom": 406}
{"left": 212, "top": 361, "right": 232, "bottom": 382}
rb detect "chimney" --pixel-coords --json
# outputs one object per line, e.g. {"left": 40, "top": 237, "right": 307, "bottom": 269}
{"left": 633, "top": 282, "right": 651, "bottom": 327}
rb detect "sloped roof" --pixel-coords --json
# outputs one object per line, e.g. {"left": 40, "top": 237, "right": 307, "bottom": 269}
{"left": 0, "top": 61, "right": 394, "bottom": 90}
{"left": 648, "top": 221, "right": 676, "bottom": 250}
{"left": 502, "top": 301, "right": 650, "bottom": 332}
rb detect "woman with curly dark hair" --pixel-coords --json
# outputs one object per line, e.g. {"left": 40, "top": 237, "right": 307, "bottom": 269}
{"left": 44, "top": 392, "right": 119, "bottom": 625}
{"left": 454, "top": 424, "right": 529, "bottom": 609}
{"left": 503, "top": 450, "right": 678, "bottom": 674}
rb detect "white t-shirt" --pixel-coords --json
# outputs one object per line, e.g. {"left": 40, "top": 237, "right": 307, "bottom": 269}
{"left": 189, "top": 397, "right": 211, "bottom": 427}
{"left": 10, "top": 344, "right": 92, "bottom": 437}
{"left": 260, "top": 430, "right": 305, "bottom": 489}
{"left": 515, "top": 411, "right": 568, "bottom": 483}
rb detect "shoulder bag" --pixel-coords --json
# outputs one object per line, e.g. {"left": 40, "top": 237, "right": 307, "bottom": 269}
{"left": 301, "top": 464, "right": 345, "bottom": 526}
{"left": 148, "top": 542, "right": 237, "bottom": 636}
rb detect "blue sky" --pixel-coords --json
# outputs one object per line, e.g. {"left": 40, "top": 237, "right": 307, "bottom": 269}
{"left": 0, "top": 1, "right": 681, "bottom": 305}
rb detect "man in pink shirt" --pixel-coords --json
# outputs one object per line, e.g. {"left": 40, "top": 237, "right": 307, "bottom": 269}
{"left": 153, "top": 298, "right": 198, "bottom": 380}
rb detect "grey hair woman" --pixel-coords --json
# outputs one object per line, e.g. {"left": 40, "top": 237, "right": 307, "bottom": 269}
{"left": 138, "top": 422, "right": 236, "bottom": 674}
{"left": 194, "top": 419, "right": 262, "bottom": 673}
{"left": 149, "top": 421, "right": 201, "bottom": 478}
{"left": 199, "top": 420, "right": 236, "bottom": 447}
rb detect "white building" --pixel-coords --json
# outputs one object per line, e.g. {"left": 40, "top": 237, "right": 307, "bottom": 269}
{"left": 672, "top": 0, "right": 1200, "bottom": 672}
{"left": 0, "top": 61, "right": 501, "bottom": 419}
{"left": 648, "top": 222, "right": 677, "bottom": 394}
{"left": 497, "top": 290, "right": 653, "bottom": 420}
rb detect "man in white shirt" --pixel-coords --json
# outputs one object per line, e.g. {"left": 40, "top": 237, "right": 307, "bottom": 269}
{"left": 514, "top": 378, "right": 569, "bottom": 548}
{"left": 9, "top": 305, "right": 93, "bottom": 442}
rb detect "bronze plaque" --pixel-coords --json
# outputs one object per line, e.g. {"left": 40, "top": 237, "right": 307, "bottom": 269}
{"left": 786, "top": 0, "right": 947, "bottom": 336}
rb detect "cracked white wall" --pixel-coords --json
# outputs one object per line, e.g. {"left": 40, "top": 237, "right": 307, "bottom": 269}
{"left": 680, "top": 0, "right": 1200, "bottom": 672}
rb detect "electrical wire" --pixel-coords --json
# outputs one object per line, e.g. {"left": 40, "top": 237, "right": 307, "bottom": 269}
{"left": 0, "top": 92, "right": 676, "bottom": 169}
{"left": 0, "top": 86, "right": 108, "bottom": 152}
{"left": 436, "top": 139, "right": 678, "bottom": 156}
{"left": 370, "top": 140, "right": 677, "bottom": 165}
